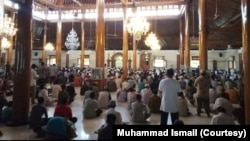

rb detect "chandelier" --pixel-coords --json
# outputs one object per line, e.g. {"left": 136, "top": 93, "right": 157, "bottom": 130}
{"left": 64, "top": 28, "right": 80, "bottom": 50}
{"left": 150, "top": 43, "right": 161, "bottom": 50}
{"left": 44, "top": 42, "right": 54, "bottom": 51}
{"left": 145, "top": 32, "right": 161, "bottom": 50}
{"left": 127, "top": 13, "right": 150, "bottom": 41}
{"left": 1, "top": 37, "right": 11, "bottom": 49}
{"left": 0, "top": 14, "right": 17, "bottom": 38}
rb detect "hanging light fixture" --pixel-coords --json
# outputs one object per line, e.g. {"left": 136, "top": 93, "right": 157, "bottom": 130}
{"left": 145, "top": 32, "right": 161, "bottom": 50}
{"left": 44, "top": 42, "right": 54, "bottom": 51}
{"left": 150, "top": 43, "right": 161, "bottom": 50}
{"left": 127, "top": 6, "right": 150, "bottom": 41}
{"left": 0, "top": 14, "right": 17, "bottom": 38}
{"left": 44, "top": 2, "right": 54, "bottom": 52}
{"left": 64, "top": 28, "right": 80, "bottom": 50}
{"left": 64, "top": 4, "right": 80, "bottom": 50}
{"left": 1, "top": 37, "right": 11, "bottom": 49}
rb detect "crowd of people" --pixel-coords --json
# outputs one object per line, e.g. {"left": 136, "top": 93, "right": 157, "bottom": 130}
{"left": 0, "top": 61, "right": 245, "bottom": 139}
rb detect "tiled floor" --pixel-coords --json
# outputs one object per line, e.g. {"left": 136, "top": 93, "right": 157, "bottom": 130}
{"left": 0, "top": 87, "right": 212, "bottom": 140}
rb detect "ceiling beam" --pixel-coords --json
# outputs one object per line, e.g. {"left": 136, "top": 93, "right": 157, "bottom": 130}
{"left": 210, "top": 26, "right": 241, "bottom": 33}
{"left": 191, "top": 40, "right": 242, "bottom": 44}
{"left": 35, "top": 0, "right": 185, "bottom": 11}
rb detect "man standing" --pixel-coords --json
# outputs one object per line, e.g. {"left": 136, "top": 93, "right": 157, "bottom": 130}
{"left": 30, "top": 64, "right": 39, "bottom": 104}
{"left": 49, "top": 64, "right": 58, "bottom": 84}
{"left": 37, "top": 62, "right": 49, "bottom": 85}
{"left": 158, "top": 68, "right": 181, "bottom": 125}
{"left": 194, "top": 70, "right": 211, "bottom": 117}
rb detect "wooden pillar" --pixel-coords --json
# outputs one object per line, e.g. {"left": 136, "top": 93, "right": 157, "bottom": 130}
{"left": 132, "top": 34, "right": 136, "bottom": 71}
{"left": 198, "top": 0, "right": 208, "bottom": 71}
{"left": 56, "top": 10, "right": 62, "bottom": 69}
{"left": 7, "top": 12, "right": 15, "bottom": 65}
{"left": 11, "top": 0, "right": 32, "bottom": 125}
{"left": 1, "top": 52, "right": 5, "bottom": 65}
{"left": 80, "top": 14, "right": 85, "bottom": 69}
{"left": 179, "top": 17, "right": 184, "bottom": 69}
{"left": 7, "top": 37, "right": 14, "bottom": 65}
{"left": 122, "top": 0, "right": 129, "bottom": 79}
{"left": 185, "top": 0, "right": 191, "bottom": 73}
{"left": 176, "top": 54, "right": 180, "bottom": 70}
{"left": 239, "top": 53, "right": 243, "bottom": 75}
{"left": 96, "top": 0, "right": 105, "bottom": 89}
{"left": 42, "top": 21, "right": 47, "bottom": 63}
{"left": 241, "top": 0, "right": 250, "bottom": 124}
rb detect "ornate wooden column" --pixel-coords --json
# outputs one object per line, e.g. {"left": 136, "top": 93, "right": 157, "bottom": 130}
{"left": 184, "top": 0, "right": 191, "bottom": 73}
{"left": 11, "top": 0, "right": 32, "bottom": 125}
{"left": 132, "top": 34, "right": 136, "bottom": 71}
{"left": 56, "top": 2, "right": 63, "bottom": 69}
{"left": 179, "top": 17, "right": 184, "bottom": 69}
{"left": 241, "top": 0, "right": 250, "bottom": 124}
{"left": 122, "top": 0, "right": 129, "bottom": 79}
{"left": 96, "top": 0, "right": 105, "bottom": 89}
{"left": 80, "top": 11, "right": 85, "bottom": 69}
{"left": 198, "top": 0, "right": 208, "bottom": 71}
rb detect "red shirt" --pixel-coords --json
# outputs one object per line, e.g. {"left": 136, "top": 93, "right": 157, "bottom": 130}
{"left": 54, "top": 104, "right": 72, "bottom": 120}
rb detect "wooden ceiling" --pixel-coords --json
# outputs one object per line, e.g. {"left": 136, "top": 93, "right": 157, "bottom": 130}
{"left": 30, "top": 0, "right": 242, "bottom": 51}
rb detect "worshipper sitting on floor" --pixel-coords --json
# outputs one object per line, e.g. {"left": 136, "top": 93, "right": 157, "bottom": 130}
{"left": 105, "top": 100, "right": 122, "bottom": 125}
{"left": 38, "top": 84, "right": 56, "bottom": 106}
{"left": 57, "top": 84, "right": 70, "bottom": 105}
{"left": 0, "top": 92, "right": 7, "bottom": 123}
{"left": 137, "top": 77, "right": 145, "bottom": 94}
{"left": 173, "top": 119, "right": 184, "bottom": 125}
{"left": 1, "top": 79, "right": 13, "bottom": 96}
{"left": 127, "top": 84, "right": 137, "bottom": 111}
{"left": 97, "top": 114, "right": 116, "bottom": 140}
{"left": 106, "top": 76, "right": 117, "bottom": 93}
{"left": 177, "top": 92, "right": 191, "bottom": 117}
{"left": 83, "top": 91, "right": 102, "bottom": 119}
{"left": 130, "top": 94, "right": 151, "bottom": 123}
{"left": 211, "top": 106, "right": 235, "bottom": 125}
{"left": 51, "top": 80, "right": 62, "bottom": 101}
{"left": 29, "top": 97, "right": 50, "bottom": 138}
{"left": 54, "top": 97, "right": 77, "bottom": 124}
{"left": 148, "top": 89, "right": 161, "bottom": 114}
{"left": 116, "top": 87, "right": 127, "bottom": 102}
{"left": 80, "top": 81, "right": 91, "bottom": 96}
{"left": 233, "top": 99, "right": 245, "bottom": 125}
{"left": 66, "top": 83, "right": 77, "bottom": 104}
{"left": 209, "top": 84, "right": 216, "bottom": 104}
{"left": 1, "top": 101, "right": 13, "bottom": 125}
{"left": 185, "top": 80, "right": 196, "bottom": 106}
{"left": 226, "top": 85, "right": 240, "bottom": 104}
{"left": 97, "top": 86, "right": 111, "bottom": 109}
{"left": 140, "top": 83, "right": 153, "bottom": 105}
{"left": 213, "top": 91, "right": 234, "bottom": 117}
{"left": 73, "top": 73, "right": 82, "bottom": 87}
{"left": 94, "top": 100, "right": 123, "bottom": 134}
{"left": 46, "top": 116, "right": 77, "bottom": 140}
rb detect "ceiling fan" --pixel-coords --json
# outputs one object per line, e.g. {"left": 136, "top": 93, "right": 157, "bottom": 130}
{"left": 106, "top": 22, "right": 121, "bottom": 38}
{"left": 106, "top": 1, "right": 121, "bottom": 38}
{"left": 214, "top": 0, "right": 220, "bottom": 20}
